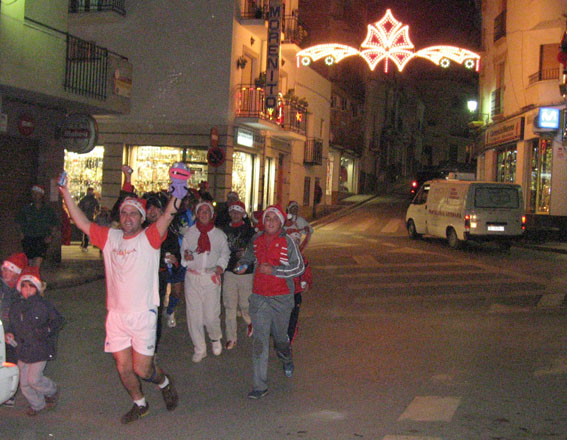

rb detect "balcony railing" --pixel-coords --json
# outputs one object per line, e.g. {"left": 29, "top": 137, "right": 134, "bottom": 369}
{"left": 528, "top": 67, "right": 560, "bottom": 85}
{"left": 65, "top": 35, "right": 109, "bottom": 100}
{"left": 282, "top": 15, "right": 308, "bottom": 46}
{"left": 235, "top": 85, "right": 307, "bottom": 136}
{"left": 240, "top": 0, "right": 268, "bottom": 19}
{"left": 69, "top": 0, "right": 126, "bottom": 15}
{"left": 304, "top": 138, "right": 323, "bottom": 165}
{"left": 494, "top": 10, "right": 506, "bottom": 42}
{"left": 491, "top": 87, "right": 503, "bottom": 117}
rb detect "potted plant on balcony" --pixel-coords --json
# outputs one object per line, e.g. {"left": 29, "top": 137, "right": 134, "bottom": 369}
{"left": 283, "top": 88, "right": 309, "bottom": 110}
{"left": 254, "top": 71, "right": 266, "bottom": 87}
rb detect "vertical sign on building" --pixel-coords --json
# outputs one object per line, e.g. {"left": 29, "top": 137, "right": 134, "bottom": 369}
{"left": 265, "top": 0, "right": 282, "bottom": 110}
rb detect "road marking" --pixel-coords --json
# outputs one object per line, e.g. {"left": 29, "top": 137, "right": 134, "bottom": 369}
{"left": 488, "top": 304, "right": 532, "bottom": 314}
{"left": 352, "top": 254, "right": 380, "bottom": 265}
{"left": 349, "top": 278, "right": 526, "bottom": 290}
{"left": 534, "top": 357, "right": 567, "bottom": 377}
{"left": 313, "top": 261, "right": 475, "bottom": 270}
{"left": 309, "top": 242, "right": 358, "bottom": 250}
{"left": 319, "top": 222, "right": 343, "bottom": 231}
{"left": 382, "top": 218, "right": 403, "bottom": 233}
{"left": 388, "top": 247, "right": 430, "bottom": 254}
{"left": 383, "top": 436, "right": 442, "bottom": 440}
{"left": 398, "top": 396, "right": 461, "bottom": 422}
{"left": 352, "top": 219, "right": 376, "bottom": 232}
{"left": 306, "top": 410, "right": 346, "bottom": 420}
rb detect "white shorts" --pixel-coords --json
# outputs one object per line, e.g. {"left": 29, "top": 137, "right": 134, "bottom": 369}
{"left": 105, "top": 309, "right": 158, "bottom": 356}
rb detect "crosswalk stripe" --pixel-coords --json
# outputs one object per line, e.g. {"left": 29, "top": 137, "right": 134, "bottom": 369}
{"left": 352, "top": 219, "right": 375, "bottom": 231}
{"left": 313, "top": 261, "right": 475, "bottom": 270}
{"left": 319, "top": 222, "right": 343, "bottom": 231}
{"left": 398, "top": 396, "right": 461, "bottom": 422}
{"left": 388, "top": 247, "right": 430, "bottom": 254}
{"left": 337, "top": 269, "right": 494, "bottom": 278}
{"left": 349, "top": 278, "right": 525, "bottom": 289}
{"left": 352, "top": 254, "right": 380, "bottom": 265}
{"left": 382, "top": 218, "right": 402, "bottom": 233}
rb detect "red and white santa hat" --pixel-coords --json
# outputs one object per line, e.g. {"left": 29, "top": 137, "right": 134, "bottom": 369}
{"left": 16, "top": 266, "right": 42, "bottom": 292}
{"left": 228, "top": 200, "right": 247, "bottom": 217}
{"left": 2, "top": 253, "right": 28, "bottom": 275}
{"left": 31, "top": 185, "right": 45, "bottom": 195}
{"left": 262, "top": 204, "right": 286, "bottom": 226}
{"left": 120, "top": 197, "right": 147, "bottom": 221}
{"left": 287, "top": 200, "right": 299, "bottom": 211}
{"left": 195, "top": 201, "right": 215, "bottom": 216}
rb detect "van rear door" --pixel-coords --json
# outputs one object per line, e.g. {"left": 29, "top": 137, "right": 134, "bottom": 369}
{"left": 467, "top": 184, "right": 524, "bottom": 236}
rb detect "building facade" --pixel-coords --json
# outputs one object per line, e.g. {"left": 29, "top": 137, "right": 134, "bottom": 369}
{"left": 67, "top": 0, "right": 331, "bottom": 220}
{"left": 476, "top": 0, "right": 567, "bottom": 232}
{"left": 0, "top": 0, "right": 131, "bottom": 260}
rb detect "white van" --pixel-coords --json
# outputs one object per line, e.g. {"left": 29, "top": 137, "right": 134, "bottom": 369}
{"left": 405, "top": 180, "right": 526, "bottom": 249}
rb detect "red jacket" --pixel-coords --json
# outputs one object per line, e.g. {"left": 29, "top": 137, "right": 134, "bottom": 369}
{"left": 241, "top": 230, "right": 305, "bottom": 296}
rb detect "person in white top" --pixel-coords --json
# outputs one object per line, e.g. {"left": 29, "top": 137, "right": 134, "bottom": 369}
{"left": 181, "top": 201, "right": 230, "bottom": 362}
{"left": 59, "top": 173, "right": 180, "bottom": 424}
{"left": 284, "top": 201, "right": 313, "bottom": 252}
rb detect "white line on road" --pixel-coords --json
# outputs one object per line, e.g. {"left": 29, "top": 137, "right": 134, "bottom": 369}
{"left": 314, "top": 261, "right": 469, "bottom": 270}
{"left": 382, "top": 218, "right": 403, "bottom": 233}
{"left": 349, "top": 277, "right": 531, "bottom": 290}
{"left": 534, "top": 357, "right": 567, "bottom": 377}
{"left": 337, "top": 269, "right": 496, "bottom": 278}
{"left": 352, "top": 254, "right": 380, "bottom": 265}
{"left": 352, "top": 219, "right": 376, "bottom": 232}
{"left": 398, "top": 396, "right": 461, "bottom": 422}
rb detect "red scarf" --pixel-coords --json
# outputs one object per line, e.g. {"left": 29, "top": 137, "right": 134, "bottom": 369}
{"left": 230, "top": 221, "right": 244, "bottom": 228}
{"left": 195, "top": 221, "right": 214, "bottom": 253}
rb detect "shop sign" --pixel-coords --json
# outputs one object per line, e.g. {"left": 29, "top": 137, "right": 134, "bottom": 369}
{"left": 485, "top": 116, "right": 524, "bottom": 148}
{"left": 113, "top": 63, "right": 132, "bottom": 98}
{"left": 18, "top": 114, "right": 34, "bottom": 136}
{"left": 60, "top": 114, "right": 98, "bottom": 154}
{"left": 207, "top": 147, "right": 226, "bottom": 168}
{"left": 236, "top": 128, "right": 254, "bottom": 147}
{"left": 534, "top": 107, "right": 560, "bottom": 130}
{"left": 265, "top": 0, "right": 282, "bottom": 109}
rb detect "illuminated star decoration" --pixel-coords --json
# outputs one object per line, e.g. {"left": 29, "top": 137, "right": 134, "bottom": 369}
{"left": 296, "top": 9, "right": 480, "bottom": 73}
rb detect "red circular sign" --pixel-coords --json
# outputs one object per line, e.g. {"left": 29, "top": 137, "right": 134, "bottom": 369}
{"left": 207, "top": 147, "right": 226, "bottom": 168}
{"left": 18, "top": 114, "right": 35, "bottom": 136}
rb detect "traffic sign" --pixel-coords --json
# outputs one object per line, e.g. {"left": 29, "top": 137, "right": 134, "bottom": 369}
{"left": 207, "top": 146, "right": 225, "bottom": 168}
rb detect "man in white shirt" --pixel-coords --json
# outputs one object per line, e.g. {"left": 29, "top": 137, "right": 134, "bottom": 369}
{"left": 59, "top": 177, "right": 180, "bottom": 424}
{"left": 181, "top": 201, "right": 230, "bottom": 362}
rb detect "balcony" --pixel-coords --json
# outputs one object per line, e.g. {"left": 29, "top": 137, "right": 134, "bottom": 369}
{"left": 528, "top": 68, "right": 560, "bottom": 85}
{"left": 282, "top": 14, "right": 307, "bottom": 46}
{"left": 235, "top": 85, "right": 307, "bottom": 138}
{"left": 240, "top": 0, "right": 267, "bottom": 19}
{"left": 304, "top": 138, "right": 323, "bottom": 165}
{"left": 69, "top": 0, "right": 125, "bottom": 14}
{"left": 493, "top": 10, "right": 506, "bottom": 42}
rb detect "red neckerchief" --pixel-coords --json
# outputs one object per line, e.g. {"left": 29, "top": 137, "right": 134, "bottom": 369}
{"left": 230, "top": 221, "right": 244, "bottom": 228}
{"left": 195, "top": 221, "right": 214, "bottom": 253}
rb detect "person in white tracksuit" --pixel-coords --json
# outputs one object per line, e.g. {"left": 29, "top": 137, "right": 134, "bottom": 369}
{"left": 181, "top": 202, "right": 230, "bottom": 363}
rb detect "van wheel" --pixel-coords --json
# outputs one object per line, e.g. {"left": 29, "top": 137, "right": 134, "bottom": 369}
{"left": 447, "top": 228, "right": 461, "bottom": 249}
{"left": 407, "top": 220, "right": 421, "bottom": 239}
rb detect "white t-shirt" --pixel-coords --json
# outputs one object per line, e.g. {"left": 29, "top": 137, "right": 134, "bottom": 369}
{"left": 90, "top": 223, "right": 164, "bottom": 313}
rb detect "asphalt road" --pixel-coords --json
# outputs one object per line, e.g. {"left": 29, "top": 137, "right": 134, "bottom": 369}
{"left": 3, "top": 193, "right": 567, "bottom": 439}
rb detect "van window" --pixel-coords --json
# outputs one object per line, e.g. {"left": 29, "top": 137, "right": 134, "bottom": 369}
{"left": 474, "top": 187, "right": 520, "bottom": 208}
{"left": 412, "top": 184, "right": 430, "bottom": 204}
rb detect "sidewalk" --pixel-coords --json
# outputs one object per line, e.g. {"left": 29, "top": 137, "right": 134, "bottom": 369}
{"left": 42, "top": 194, "right": 567, "bottom": 290}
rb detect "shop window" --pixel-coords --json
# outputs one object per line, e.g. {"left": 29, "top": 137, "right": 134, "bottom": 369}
{"left": 496, "top": 146, "right": 516, "bottom": 183}
{"left": 303, "top": 176, "right": 311, "bottom": 206}
{"left": 232, "top": 151, "right": 258, "bottom": 212}
{"left": 127, "top": 146, "right": 208, "bottom": 195}
{"left": 64, "top": 146, "right": 104, "bottom": 201}
{"left": 527, "top": 138, "right": 552, "bottom": 214}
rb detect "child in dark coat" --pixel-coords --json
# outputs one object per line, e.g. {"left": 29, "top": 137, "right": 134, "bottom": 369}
{"left": 5, "top": 266, "right": 64, "bottom": 416}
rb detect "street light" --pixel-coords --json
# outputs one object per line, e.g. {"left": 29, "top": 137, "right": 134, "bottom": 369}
{"left": 467, "top": 99, "right": 489, "bottom": 128}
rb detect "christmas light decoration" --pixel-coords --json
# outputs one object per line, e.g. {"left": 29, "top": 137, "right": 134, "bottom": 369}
{"left": 296, "top": 9, "right": 480, "bottom": 73}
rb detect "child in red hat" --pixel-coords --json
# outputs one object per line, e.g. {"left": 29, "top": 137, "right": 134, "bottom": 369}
{"left": 6, "top": 267, "right": 64, "bottom": 416}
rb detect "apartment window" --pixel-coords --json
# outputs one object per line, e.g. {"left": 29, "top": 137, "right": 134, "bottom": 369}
{"left": 303, "top": 176, "right": 311, "bottom": 206}
{"left": 331, "top": 95, "right": 337, "bottom": 108}
{"left": 341, "top": 97, "right": 347, "bottom": 111}
{"left": 528, "top": 44, "right": 560, "bottom": 84}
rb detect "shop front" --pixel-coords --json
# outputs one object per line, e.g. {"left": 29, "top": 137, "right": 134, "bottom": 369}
{"left": 339, "top": 155, "right": 357, "bottom": 194}
{"left": 125, "top": 145, "right": 208, "bottom": 194}
{"left": 232, "top": 127, "right": 263, "bottom": 213}
{"left": 64, "top": 146, "right": 105, "bottom": 200}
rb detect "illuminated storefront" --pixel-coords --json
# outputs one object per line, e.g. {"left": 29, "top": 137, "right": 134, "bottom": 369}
{"left": 232, "top": 150, "right": 260, "bottom": 213}
{"left": 64, "top": 146, "right": 105, "bottom": 200}
{"left": 339, "top": 156, "right": 356, "bottom": 193}
{"left": 125, "top": 146, "right": 208, "bottom": 194}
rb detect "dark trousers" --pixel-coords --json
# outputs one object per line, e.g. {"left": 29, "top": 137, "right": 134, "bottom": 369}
{"left": 287, "top": 292, "right": 302, "bottom": 343}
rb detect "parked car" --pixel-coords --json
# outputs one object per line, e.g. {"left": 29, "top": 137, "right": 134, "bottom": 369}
{"left": 406, "top": 179, "right": 526, "bottom": 249}
{"left": 0, "top": 319, "right": 19, "bottom": 405}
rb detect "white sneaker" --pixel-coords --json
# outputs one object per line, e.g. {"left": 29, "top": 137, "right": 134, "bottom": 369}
{"left": 166, "top": 312, "right": 176, "bottom": 328}
{"left": 192, "top": 352, "right": 207, "bottom": 363}
{"left": 212, "top": 340, "right": 222, "bottom": 356}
